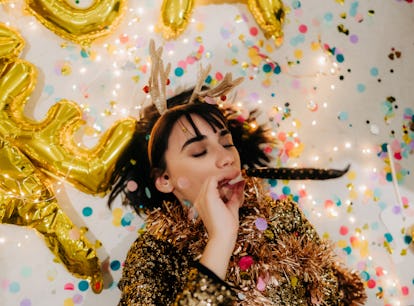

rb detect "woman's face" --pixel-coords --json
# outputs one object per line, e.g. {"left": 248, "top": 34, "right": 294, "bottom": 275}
{"left": 157, "top": 114, "right": 242, "bottom": 206}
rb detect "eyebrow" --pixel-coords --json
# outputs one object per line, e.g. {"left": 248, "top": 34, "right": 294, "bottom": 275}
{"left": 181, "top": 135, "right": 206, "bottom": 151}
{"left": 180, "top": 129, "right": 230, "bottom": 152}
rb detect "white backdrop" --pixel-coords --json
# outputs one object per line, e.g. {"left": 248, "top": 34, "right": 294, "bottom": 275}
{"left": 1, "top": 0, "right": 414, "bottom": 305}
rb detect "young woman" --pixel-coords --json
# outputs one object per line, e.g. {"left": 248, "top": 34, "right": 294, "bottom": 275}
{"left": 108, "top": 41, "right": 367, "bottom": 305}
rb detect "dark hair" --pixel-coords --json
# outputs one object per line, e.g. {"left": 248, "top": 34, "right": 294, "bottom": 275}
{"left": 107, "top": 89, "right": 273, "bottom": 214}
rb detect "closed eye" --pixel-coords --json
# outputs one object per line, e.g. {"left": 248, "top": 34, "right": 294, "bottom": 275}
{"left": 192, "top": 150, "right": 207, "bottom": 158}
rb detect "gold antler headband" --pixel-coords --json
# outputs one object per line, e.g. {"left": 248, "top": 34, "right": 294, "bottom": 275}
{"left": 147, "top": 39, "right": 244, "bottom": 114}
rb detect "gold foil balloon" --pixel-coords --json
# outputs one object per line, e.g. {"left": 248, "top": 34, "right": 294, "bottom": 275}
{"left": 0, "top": 25, "right": 25, "bottom": 59}
{"left": 0, "top": 139, "right": 103, "bottom": 293}
{"left": 159, "top": 0, "right": 286, "bottom": 44}
{"left": 0, "top": 23, "right": 136, "bottom": 292}
{"left": 247, "top": 0, "right": 286, "bottom": 45}
{"left": 25, "top": 0, "right": 126, "bottom": 46}
{"left": 160, "top": 0, "right": 195, "bottom": 39}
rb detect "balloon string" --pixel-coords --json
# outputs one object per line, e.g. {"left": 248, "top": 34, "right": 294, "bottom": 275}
{"left": 387, "top": 144, "right": 404, "bottom": 214}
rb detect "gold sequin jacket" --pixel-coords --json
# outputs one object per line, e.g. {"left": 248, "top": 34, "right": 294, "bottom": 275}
{"left": 118, "top": 178, "right": 366, "bottom": 305}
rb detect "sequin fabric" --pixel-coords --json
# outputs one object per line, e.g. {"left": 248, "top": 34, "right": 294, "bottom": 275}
{"left": 118, "top": 177, "right": 367, "bottom": 305}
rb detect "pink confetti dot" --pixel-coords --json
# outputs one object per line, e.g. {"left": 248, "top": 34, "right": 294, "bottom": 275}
{"left": 250, "top": 27, "right": 259, "bottom": 36}
{"left": 239, "top": 256, "right": 254, "bottom": 271}
{"left": 257, "top": 277, "right": 266, "bottom": 291}
{"left": 402, "top": 286, "right": 409, "bottom": 296}
{"left": 324, "top": 200, "right": 334, "bottom": 209}
{"left": 177, "top": 60, "right": 187, "bottom": 69}
{"left": 339, "top": 226, "right": 349, "bottom": 235}
{"left": 255, "top": 218, "right": 268, "bottom": 231}
{"left": 367, "top": 279, "right": 376, "bottom": 288}
{"left": 277, "top": 132, "right": 286, "bottom": 142}
{"left": 119, "top": 34, "right": 128, "bottom": 44}
{"left": 126, "top": 180, "right": 138, "bottom": 192}
{"left": 215, "top": 72, "right": 223, "bottom": 81}
{"left": 375, "top": 266, "right": 384, "bottom": 276}
{"left": 186, "top": 56, "right": 196, "bottom": 65}
{"left": 291, "top": 79, "right": 301, "bottom": 89}
{"left": 64, "top": 283, "right": 74, "bottom": 290}
{"left": 298, "top": 24, "right": 308, "bottom": 33}
{"left": 73, "top": 294, "right": 83, "bottom": 304}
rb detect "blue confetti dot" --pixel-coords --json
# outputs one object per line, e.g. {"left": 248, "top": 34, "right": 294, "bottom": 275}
{"left": 378, "top": 202, "right": 387, "bottom": 210}
{"left": 384, "top": 233, "right": 393, "bottom": 243}
{"left": 360, "top": 271, "right": 370, "bottom": 281}
{"left": 205, "top": 75, "right": 212, "bottom": 84}
{"left": 282, "top": 186, "right": 291, "bottom": 195}
{"left": 9, "top": 282, "right": 20, "bottom": 293}
{"left": 357, "top": 83, "right": 366, "bottom": 93}
{"left": 44, "top": 85, "right": 54, "bottom": 95}
{"left": 292, "top": 0, "right": 301, "bottom": 9}
{"left": 349, "top": 2, "right": 359, "bottom": 17}
{"left": 385, "top": 173, "right": 392, "bottom": 182}
{"left": 110, "top": 260, "right": 121, "bottom": 271}
{"left": 324, "top": 12, "right": 333, "bottom": 22}
{"left": 82, "top": 206, "right": 93, "bottom": 217}
{"left": 404, "top": 235, "right": 412, "bottom": 245}
{"left": 268, "top": 179, "right": 277, "bottom": 187}
{"left": 78, "top": 280, "right": 89, "bottom": 291}
{"left": 338, "top": 111, "right": 349, "bottom": 121}
{"left": 293, "top": 195, "right": 299, "bottom": 202}
{"left": 370, "top": 67, "right": 379, "bottom": 77}
{"left": 336, "top": 54, "right": 345, "bottom": 63}
{"left": 263, "top": 64, "right": 272, "bottom": 73}
{"left": 343, "top": 246, "right": 352, "bottom": 255}
{"left": 80, "top": 49, "right": 89, "bottom": 58}
{"left": 273, "top": 65, "right": 281, "bottom": 74}
{"left": 145, "top": 187, "right": 151, "bottom": 199}
{"left": 121, "top": 217, "right": 131, "bottom": 226}
{"left": 174, "top": 67, "right": 184, "bottom": 77}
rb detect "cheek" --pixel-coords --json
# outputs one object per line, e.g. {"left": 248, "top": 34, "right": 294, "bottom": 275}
{"left": 176, "top": 176, "right": 191, "bottom": 190}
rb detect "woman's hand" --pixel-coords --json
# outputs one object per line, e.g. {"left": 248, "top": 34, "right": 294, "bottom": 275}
{"left": 195, "top": 172, "right": 245, "bottom": 279}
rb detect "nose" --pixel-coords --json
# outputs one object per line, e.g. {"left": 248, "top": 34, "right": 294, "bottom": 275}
{"left": 216, "top": 146, "right": 235, "bottom": 168}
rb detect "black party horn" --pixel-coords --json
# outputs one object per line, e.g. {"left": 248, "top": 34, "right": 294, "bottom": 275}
{"left": 246, "top": 164, "right": 351, "bottom": 180}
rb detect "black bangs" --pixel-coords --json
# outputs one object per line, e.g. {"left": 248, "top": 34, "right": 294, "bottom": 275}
{"left": 182, "top": 108, "right": 225, "bottom": 136}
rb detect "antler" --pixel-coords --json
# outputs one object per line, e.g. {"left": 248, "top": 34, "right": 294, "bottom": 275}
{"left": 189, "top": 64, "right": 244, "bottom": 103}
{"left": 148, "top": 39, "right": 171, "bottom": 115}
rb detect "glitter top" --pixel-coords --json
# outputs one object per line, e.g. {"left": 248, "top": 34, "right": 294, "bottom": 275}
{"left": 118, "top": 177, "right": 367, "bottom": 305}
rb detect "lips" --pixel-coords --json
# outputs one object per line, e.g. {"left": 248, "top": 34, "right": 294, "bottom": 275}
{"left": 218, "top": 173, "right": 244, "bottom": 203}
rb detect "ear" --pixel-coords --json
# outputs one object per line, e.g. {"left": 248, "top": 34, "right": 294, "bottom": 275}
{"left": 155, "top": 172, "right": 174, "bottom": 193}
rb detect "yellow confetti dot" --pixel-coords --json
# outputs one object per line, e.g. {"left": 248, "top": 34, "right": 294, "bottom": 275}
{"left": 61, "top": 63, "right": 72, "bottom": 76}
{"left": 322, "top": 232, "right": 330, "bottom": 240}
{"left": 292, "top": 119, "right": 302, "bottom": 129}
{"left": 310, "top": 41, "right": 320, "bottom": 51}
{"left": 360, "top": 240, "right": 369, "bottom": 258}
{"left": 337, "top": 240, "right": 347, "bottom": 248}
{"left": 262, "top": 78, "right": 271, "bottom": 87}
{"left": 195, "top": 22, "right": 205, "bottom": 32}
{"left": 347, "top": 171, "right": 357, "bottom": 180}
{"left": 290, "top": 276, "right": 298, "bottom": 287}
{"left": 112, "top": 207, "right": 123, "bottom": 227}
{"left": 294, "top": 49, "right": 303, "bottom": 59}
{"left": 349, "top": 190, "right": 358, "bottom": 200}
{"left": 265, "top": 43, "right": 274, "bottom": 53}
{"left": 64, "top": 298, "right": 75, "bottom": 306}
